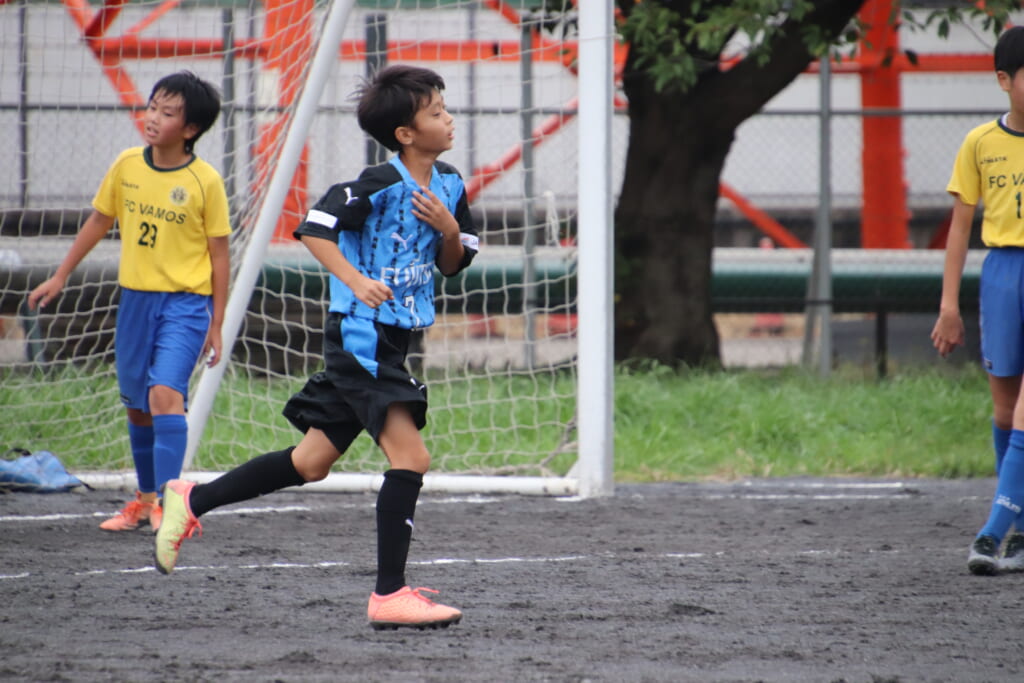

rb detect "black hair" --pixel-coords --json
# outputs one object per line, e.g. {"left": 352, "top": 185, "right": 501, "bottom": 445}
{"left": 148, "top": 71, "right": 221, "bottom": 153}
{"left": 995, "top": 26, "right": 1024, "bottom": 77}
{"left": 355, "top": 65, "right": 446, "bottom": 152}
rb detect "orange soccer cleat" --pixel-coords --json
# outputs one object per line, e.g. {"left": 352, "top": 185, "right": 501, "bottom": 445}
{"left": 99, "top": 492, "right": 162, "bottom": 532}
{"left": 367, "top": 586, "right": 462, "bottom": 631}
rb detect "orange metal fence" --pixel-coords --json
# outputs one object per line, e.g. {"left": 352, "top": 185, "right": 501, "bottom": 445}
{"left": 54, "top": 0, "right": 994, "bottom": 248}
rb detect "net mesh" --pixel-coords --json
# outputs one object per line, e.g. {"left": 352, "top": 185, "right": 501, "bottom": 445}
{"left": 1, "top": 0, "right": 581, "bottom": 481}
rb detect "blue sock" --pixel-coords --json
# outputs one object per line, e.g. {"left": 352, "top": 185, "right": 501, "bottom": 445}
{"left": 979, "top": 430, "right": 1024, "bottom": 543}
{"left": 152, "top": 414, "right": 188, "bottom": 492}
{"left": 128, "top": 422, "right": 156, "bottom": 494}
{"left": 994, "top": 422, "right": 1011, "bottom": 475}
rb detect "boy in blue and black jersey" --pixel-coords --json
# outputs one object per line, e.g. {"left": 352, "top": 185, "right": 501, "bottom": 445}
{"left": 154, "top": 65, "right": 478, "bottom": 630}
{"left": 304, "top": 156, "right": 473, "bottom": 330}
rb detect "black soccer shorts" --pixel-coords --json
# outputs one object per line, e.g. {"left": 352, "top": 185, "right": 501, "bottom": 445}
{"left": 282, "top": 313, "right": 428, "bottom": 453}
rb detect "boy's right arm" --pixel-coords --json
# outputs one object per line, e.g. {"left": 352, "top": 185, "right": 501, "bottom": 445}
{"left": 930, "top": 196, "right": 974, "bottom": 357}
{"left": 299, "top": 235, "right": 394, "bottom": 309}
{"left": 27, "top": 209, "right": 116, "bottom": 310}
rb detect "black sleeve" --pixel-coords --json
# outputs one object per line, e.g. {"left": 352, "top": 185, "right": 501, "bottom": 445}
{"left": 292, "top": 182, "right": 371, "bottom": 243}
{"left": 432, "top": 161, "right": 479, "bottom": 275}
{"left": 450, "top": 189, "right": 478, "bottom": 274}
{"left": 292, "top": 164, "right": 399, "bottom": 242}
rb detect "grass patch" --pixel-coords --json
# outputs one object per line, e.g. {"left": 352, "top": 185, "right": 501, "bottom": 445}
{"left": 613, "top": 363, "right": 993, "bottom": 481}
{"left": 1, "top": 362, "right": 995, "bottom": 481}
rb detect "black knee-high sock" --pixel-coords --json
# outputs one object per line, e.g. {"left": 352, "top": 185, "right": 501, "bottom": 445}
{"left": 189, "top": 447, "right": 304, "bottom": 517}
{"left": 374, "top": 469, "right": 423, "bottom": 595}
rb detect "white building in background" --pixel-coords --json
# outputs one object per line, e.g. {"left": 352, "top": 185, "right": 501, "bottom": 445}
{"left": 0, "top": 4, "right": 1017, "bottom": 223}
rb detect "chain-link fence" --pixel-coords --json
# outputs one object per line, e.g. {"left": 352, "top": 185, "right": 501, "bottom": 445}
{"left": 0, "top": 3, "right": 1007, "bottom": 372}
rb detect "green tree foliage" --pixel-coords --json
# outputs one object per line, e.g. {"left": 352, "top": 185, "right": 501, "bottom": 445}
{"left": 618, "top": 1, "right": 1014, "bottom": 95}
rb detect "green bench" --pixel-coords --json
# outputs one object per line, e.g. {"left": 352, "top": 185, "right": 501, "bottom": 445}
{"left": 0, "top": 241, "right": 984, "bottom": 373}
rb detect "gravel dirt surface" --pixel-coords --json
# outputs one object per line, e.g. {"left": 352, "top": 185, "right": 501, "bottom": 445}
{"left": 2, "top": 478, "right": 1022, "bottom": 682}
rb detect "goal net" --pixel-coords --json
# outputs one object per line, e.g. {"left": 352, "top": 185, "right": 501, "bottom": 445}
{"left": 0, "top": 0, "right": 612, "bottom": 496}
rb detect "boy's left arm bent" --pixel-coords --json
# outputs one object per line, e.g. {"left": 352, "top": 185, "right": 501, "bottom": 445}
{"left": 204, "top": 234, "right": 230, "bottom": 366}
{"left": 412, "top": 186, "right": 478, "bottom": 276}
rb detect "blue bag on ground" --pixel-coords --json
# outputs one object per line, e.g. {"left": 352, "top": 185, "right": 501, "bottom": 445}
{"left": 0, "top": 449, "right": 86, "bottom": 493}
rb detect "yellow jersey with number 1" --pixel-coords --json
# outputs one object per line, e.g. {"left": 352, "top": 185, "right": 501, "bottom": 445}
{"left": 92, "top": 146, "right": 231, "bottom": 294}
{"left": 948, "top": 117, "right": 1024, "bottom": 248}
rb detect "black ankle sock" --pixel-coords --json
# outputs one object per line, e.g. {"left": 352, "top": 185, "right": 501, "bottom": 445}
{"left": 189, "top": 447, "right": 303, "bottom": 517}
{"left": 374, "top": 469, "right": 423, "bottom": 595}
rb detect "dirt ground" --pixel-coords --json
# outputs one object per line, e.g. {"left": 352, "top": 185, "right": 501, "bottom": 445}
{"left": 2, "top": 477, "right": 1023, "bottom": 682}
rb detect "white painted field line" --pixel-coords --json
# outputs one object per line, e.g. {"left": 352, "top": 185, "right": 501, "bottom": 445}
{"left": 0, "top": 505, "right": 315, "bottom": 524}
{"left": 413, "top": 555, "right": 588, "bottom": 566}
{"left": 75, "top": 560, "right": 354, "bottom": 577}
{"left": 0, "top": 495, "right": 496, "bottom": 525}
{"left": 702, "top": 494, "right": 909, "bottom": 501}
{"left": 58, "top": 555, "right": 588, "bottom": 580}
{"left": 3, "top": 494, "right": 903, "bottom": 524}
{"left": 5, "top": 553, "right": 637, "bottom": 582}
{"left": 740, "top": 481, "right": 907, "bottom": 489}
{"left": 0, "top": 544, "right": 966, "bottom": 585}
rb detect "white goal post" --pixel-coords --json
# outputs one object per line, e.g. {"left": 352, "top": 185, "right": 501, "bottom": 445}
{"left": 573, "top": 1, "right": 614, "bottom": 498}
{"left": 185, "top": 0, "right": 615, "bottom": 496}
{"left": 1, "top": 0, "right": 614, "bottom": 497}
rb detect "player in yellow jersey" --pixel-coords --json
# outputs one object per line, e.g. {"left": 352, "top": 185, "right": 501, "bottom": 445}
{"left": 933, "top": 26, "right": 1024, "bottom": 574}
{"left": 28, "top": 72, "right": 231, "bottom": 532}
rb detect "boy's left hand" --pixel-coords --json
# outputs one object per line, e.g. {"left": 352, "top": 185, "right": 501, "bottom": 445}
{"left": 411, "top": 187, "right": 458, "bottom": 237}
{"left": 930, "top": 310, "right": 964, "bottom": 358}
{"left": 202, "top": 328, "right": 223, "bottom": 367}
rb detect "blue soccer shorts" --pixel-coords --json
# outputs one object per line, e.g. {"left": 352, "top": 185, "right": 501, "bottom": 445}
{"left": 980, "top": 247, "right": 1024, "bottom": 377}
{"left": 115, "top": 288, "right": 211, "bottom": 412}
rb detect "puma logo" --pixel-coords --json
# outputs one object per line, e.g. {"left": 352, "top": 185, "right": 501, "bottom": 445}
{"left": 391, "top": 232, "right": 413, "bottom": 249}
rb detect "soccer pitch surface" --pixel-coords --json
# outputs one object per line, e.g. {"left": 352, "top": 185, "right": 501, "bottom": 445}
{"left": 2, "top": 478, "right": 1022, "bottom": 682}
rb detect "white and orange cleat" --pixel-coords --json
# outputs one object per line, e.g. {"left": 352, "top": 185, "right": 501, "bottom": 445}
{"left": 367, "top": 586, "right": 462, "bottom": 631}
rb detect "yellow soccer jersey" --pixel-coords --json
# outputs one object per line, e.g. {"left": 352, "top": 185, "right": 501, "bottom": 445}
{"left": 92, "top": 147, "right": 231, "bottom": 294}
{"left": 948, "top": 118, "right": 1024, "bottom": 247}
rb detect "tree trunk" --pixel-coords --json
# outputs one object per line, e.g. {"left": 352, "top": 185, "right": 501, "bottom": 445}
{"left": 611, "top": 0, "right": 868, "bottom": 367}
{"left": 613, "top": 85, "right": 732, "bottom": 367}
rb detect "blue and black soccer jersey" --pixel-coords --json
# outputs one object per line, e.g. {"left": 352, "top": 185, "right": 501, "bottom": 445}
{"left": 294, "top": 156, "right": 478, "bottom": 329}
